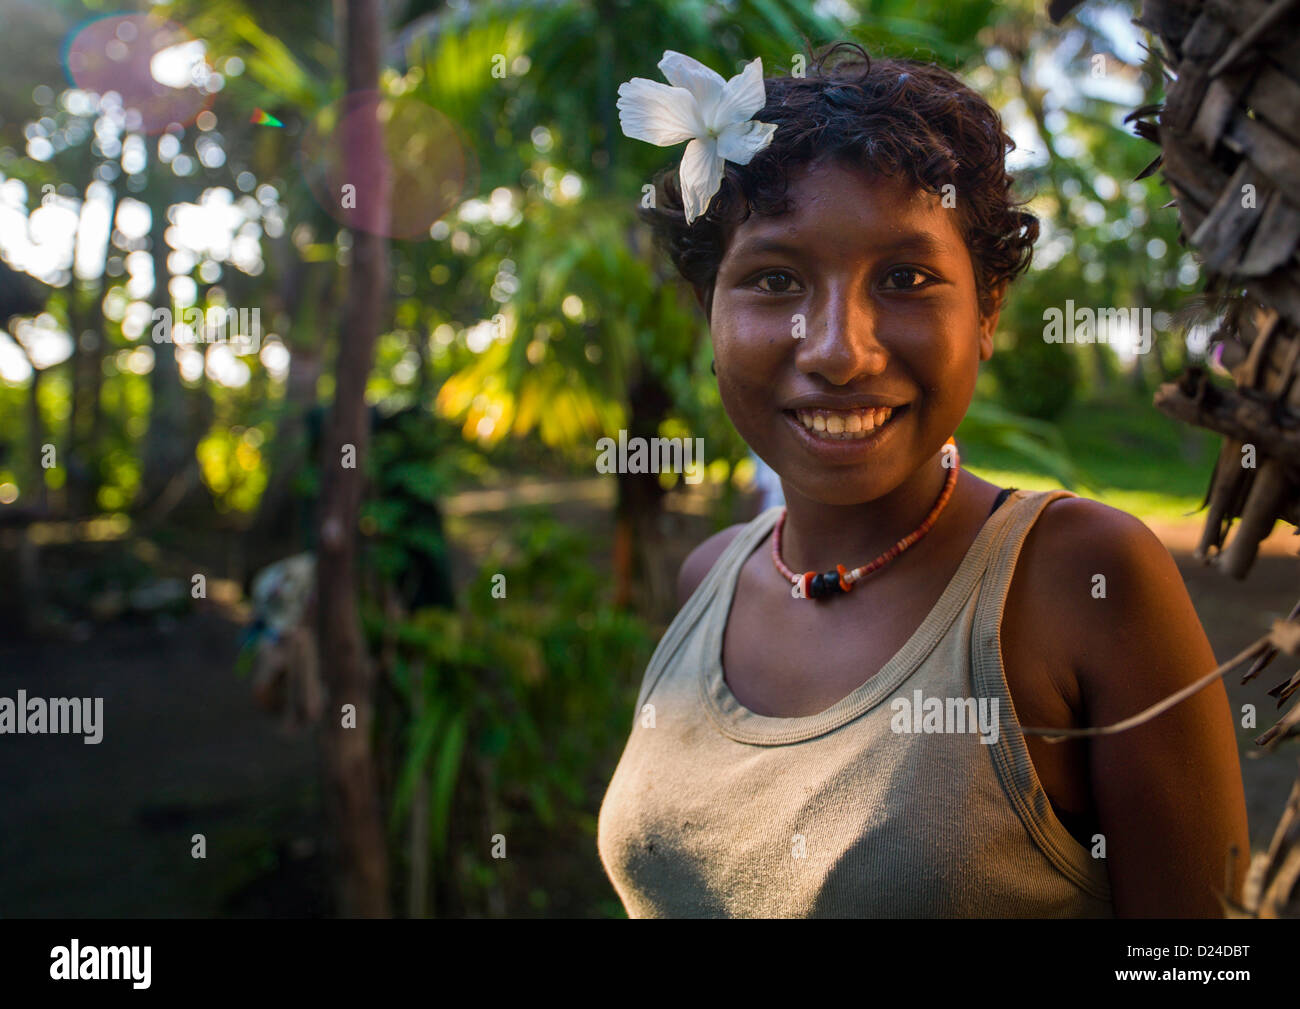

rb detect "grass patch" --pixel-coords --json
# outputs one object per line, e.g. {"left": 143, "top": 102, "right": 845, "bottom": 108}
{"left": 960, "top": 392, "right": 1223, "bottom": 523}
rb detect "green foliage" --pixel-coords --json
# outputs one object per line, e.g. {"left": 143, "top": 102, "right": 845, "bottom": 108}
{"left": 957, "top": 397, "right": 1092, "bottom": 490}
{"left": 359, "top": 408, "right": 472, "bottom": 603}
{"left": 0, "top": 0, "right": 1199, "bottom": 523}
{"left": 0, "top": 0, "right": 1233, "bottom": 919}
{"left": 196, "top": 424, "right": 269, "bottom": 513}
{"left": 417, "top": 0, "right": 858, "bottom": 463}
{"left": 960, "top": 389, "right": 1223, "bottom": 520}
{"left": 987, "top": 325, "right": 1080, "bottom": 421}
{"left": 365, "top": 512, "right": 653, "bottom": 915}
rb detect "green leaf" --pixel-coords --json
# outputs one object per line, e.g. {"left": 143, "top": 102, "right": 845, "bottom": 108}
{"left": 430, "top": 713, "right": 467, "bottom": 858}
{"left": 389, "top": 696, "right": 444, "bottom": 832}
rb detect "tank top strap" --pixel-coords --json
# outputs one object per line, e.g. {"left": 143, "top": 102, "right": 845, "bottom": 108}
{"left": 970, "top": 487, "right": 1077, "bottom": 692}
{"left": 969, "top": 487, "right": 1111, "bottom": 900}
{"left": 633, "top": 506, "right": 783, "bottom": 714}
{"left": 973, "top": 488, "right": 1076, "bottom": 624}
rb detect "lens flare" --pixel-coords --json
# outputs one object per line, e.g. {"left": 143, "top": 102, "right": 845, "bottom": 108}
{"left": 64, "top": 14, "right": 213, "bottom": 133}
{"left": 299, "top": 90, "right": 475, "bottom": 240}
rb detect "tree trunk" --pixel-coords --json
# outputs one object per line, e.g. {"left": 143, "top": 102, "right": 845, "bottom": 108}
{"left": 316, "top": 0, "right": 391, "bottom": 919}
{"left": 80, "top": 170, "right": 119, "bottom": 516}
{"left": 251, "top": 345, "right": 322, "bottom": 557}
{"left": 64, "top": 288, "right": 92, "bottom": 515}
{"left": 141, "top": 170, "right": 191, "bottom": 509}
{"left": 612, "top": 372, "right": 672, "bottom": 615}
{"left": 250, "top": 260, "right": 333, "bottom": 564}
{"left": 27, "top": 364, "right": 47, "bottom": 513}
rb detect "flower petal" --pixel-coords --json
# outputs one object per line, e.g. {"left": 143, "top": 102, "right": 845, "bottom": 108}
{"left": 716, "top": 118, "right": 777, "bottom": 165}
{"left": 616, "top": 78, "right": 703, "bottom": 146}
{"left": 658, "top": 50, "right": 727, "bottom": 122}
{"left": 711, "top": 57, "right": 767, "bottom": 130}
{"left": 679, "top": 136, "right": 722, "bottom": 226}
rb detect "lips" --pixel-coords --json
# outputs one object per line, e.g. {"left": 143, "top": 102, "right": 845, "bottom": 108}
{"left": 784, "top": 403, "right": 908, "bottom": 442}
{"left": 791, "top": 405, "right": 893, "bottom": 440}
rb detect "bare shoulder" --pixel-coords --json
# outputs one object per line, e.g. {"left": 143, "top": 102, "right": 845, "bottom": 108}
{"left": 1012, "top": 501, "right": 1246, "bottom": 916}
{"left": 1010, "top": 493, "right": 1207, "bottom": 693}
{"left": 1021, "top": 494, "right": 1175, "bottom": 575}
{"left": 1019, "top": 494, "right": 1184, "bottom": 602}
{"left": 676, "top": 523, "right": 748, "bottom": 609}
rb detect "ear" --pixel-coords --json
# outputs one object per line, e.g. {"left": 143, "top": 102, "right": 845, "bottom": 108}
{"left": 977, "top": 283, "right": 1005, "bottom": 362}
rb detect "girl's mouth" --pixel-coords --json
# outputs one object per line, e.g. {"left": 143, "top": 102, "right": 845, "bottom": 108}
{"left": 785, "top": 404, "right": 908, "bottom": 441}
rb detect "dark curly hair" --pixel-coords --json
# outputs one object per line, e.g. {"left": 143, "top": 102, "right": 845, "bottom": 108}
{"left": 640, "top": 42, "right": 1039, "bottom": 319}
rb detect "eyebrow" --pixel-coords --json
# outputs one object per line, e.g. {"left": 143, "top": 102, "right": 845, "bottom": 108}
{"left": 728, "top": 231, "right": 950, "bottom": 260}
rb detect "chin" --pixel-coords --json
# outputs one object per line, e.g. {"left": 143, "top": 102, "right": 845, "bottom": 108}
{"left": 783, "top": 475, "right": 898, "bottom": 508}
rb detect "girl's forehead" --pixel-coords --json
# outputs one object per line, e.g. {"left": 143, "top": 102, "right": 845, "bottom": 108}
{"left": 786, "top": 160, "right": 931, "bottom": 209}
{"left": 723, "top": 167, "right": 957, "bottom": 258}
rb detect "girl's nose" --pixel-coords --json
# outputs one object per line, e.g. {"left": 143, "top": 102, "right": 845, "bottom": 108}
{"left": 797, "top": 285, "right": 888, "bottom": 384}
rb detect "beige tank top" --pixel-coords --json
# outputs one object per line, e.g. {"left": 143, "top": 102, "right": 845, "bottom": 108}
{"left": 597, "top": 488, "right": 1114, "bottom": 917}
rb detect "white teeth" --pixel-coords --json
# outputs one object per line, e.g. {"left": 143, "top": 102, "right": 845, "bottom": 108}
{"left": 792, "top": 406, "right": 896, "bottom": 440}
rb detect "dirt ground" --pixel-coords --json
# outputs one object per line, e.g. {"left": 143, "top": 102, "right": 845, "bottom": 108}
{"left": 1, "top": 490, "right": 1297, "bottom": 917}
{"left": 1158, "top": 519, "right": 1300, "bottom": 855}
{"left": 0, "top": 608, "right": 331, "bottom": 917}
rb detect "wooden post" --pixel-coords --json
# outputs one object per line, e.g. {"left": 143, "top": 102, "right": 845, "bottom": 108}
{"left": 316, "top": 0, "right": 391, "bottom": 918}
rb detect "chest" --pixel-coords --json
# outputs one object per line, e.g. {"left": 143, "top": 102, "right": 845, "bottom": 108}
{"left": 720, "top": 540, "right": 1095, "bottom": 841}
{"left": 721, "top": 539, "right": 972, "bottom": 717}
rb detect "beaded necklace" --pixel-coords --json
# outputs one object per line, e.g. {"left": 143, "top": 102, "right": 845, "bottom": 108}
{"left": 772, "top": 437, "right": 960, "bottom": 600}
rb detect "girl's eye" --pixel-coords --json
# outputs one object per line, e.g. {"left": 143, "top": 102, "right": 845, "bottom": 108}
{"left": 881, "top": 267, "right": 934, "bottom": 291}
{"left": 754, "top": 270, "right": 800, "bottom": 294}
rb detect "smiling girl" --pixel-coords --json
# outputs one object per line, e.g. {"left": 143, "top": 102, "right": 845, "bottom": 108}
{"left": 596, "top": 43, "right": 1249, "bottom": 917}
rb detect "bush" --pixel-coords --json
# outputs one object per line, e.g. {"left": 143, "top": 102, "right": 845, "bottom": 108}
{"left": 364, "top": 513, "right": 654, "bottom": 916}
{"left": 989, "top": 326, "right": 1079, "bottom": 421}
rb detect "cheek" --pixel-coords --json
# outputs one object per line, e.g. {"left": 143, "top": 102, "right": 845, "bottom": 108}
{"left": 711, "top": 299, "right": 790, "bottom": 370}
{"left": 916, "top": 327, "right": 981, "bottom": 416}
{"left": 942, "top": 361, "right": 979, "bottom": 409}
{"left": 711, "top": 314, "right": 788, "bottom": 438}
{"left": 715, "top": 361, "right": 772, "bottom": 428}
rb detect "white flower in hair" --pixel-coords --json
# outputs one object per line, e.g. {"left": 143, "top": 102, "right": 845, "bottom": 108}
{"left": 617, "top": 51, "right": 777, "bottom": 225}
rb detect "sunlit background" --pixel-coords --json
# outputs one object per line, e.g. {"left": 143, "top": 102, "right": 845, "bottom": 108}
{"left": 0, "top": 0, "right": 1290, "bottom": 918}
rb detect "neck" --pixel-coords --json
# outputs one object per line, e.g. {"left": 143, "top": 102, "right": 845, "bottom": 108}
{"left": 777, "top": 446, "right": 957, "bottom": 577}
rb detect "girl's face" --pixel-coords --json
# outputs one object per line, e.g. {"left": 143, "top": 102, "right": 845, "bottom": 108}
{"left": 708, "top": 157, "right": 998, "bottom": 507}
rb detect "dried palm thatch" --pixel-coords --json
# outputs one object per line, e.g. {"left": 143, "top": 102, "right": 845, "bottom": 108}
{"left": 1229, "top": 763, "right": 1300, "bottom": 916}
{"left": 1131, "top": 0, "right": 1300, "bottom": 581}
{"left": 1047, "top": 0, "right": 1300, "bottom": 916}
{"left": 1135, "top": 0, "right": 1300, "bottom": 918}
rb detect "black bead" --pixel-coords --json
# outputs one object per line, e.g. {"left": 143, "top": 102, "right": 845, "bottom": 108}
{"left": 810, "top": 574, "right": 826, "bottom": 597}
{"left": 824, "top": 569, "right": 844, "bottom": 593}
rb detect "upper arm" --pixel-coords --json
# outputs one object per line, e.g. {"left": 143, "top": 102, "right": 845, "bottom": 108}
{"left": 676, "top": 524, "right": 745, "bottom": 610}
{"left": 1036, "top": 498, "right": 1249, "bottom": 917}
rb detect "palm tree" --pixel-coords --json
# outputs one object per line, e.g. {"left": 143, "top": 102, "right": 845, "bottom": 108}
{"left": 401, "top": 0, "right": 850, "bottom": 612}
